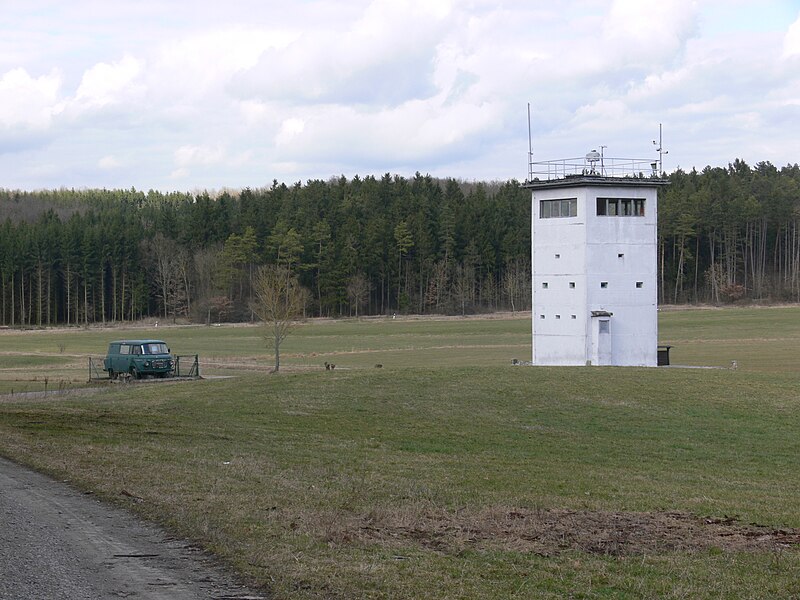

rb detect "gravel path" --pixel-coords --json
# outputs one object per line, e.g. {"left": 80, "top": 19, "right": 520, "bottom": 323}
{"left": 0, "top": 456, "right": 267, "bottom": 599}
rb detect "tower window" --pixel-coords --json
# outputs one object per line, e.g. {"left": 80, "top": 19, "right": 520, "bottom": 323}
{"left": 600, "top": 281, "right": 608, "bottom": 288}
{"left": 618, "top": 253, "right": 624, "bottom": 258}
{"left": 555, "top": 253, "right": 560, "bottom": 259}
{"left": 599, "top": 320, "right": 610, "bottom": 334}
{"left": 542, "top": 282, "right": 549, "bottom": 289}
{"left": 571, "top": 314, "right": 577, "bottom": 319}
{"left": 597, "top": 197, "right": 645, "bottom": 217}
{"left": 540, "top": 198, "right": 577, "bottom": 218}
{"left": 569, "top": 282, "right": 575, "bottom": 289}
{"left": 636, "top": 281, "right": 644, "bottom": 288}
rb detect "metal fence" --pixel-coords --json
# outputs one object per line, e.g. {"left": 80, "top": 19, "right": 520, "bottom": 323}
{"left": 527, "top": 155, "right": 660, "bottom": 182}
{"left": 175, "top": 355, "right": 200, "bottom": 378}
{"left": 88, "top": 357, "right": 110, "bottom": 381}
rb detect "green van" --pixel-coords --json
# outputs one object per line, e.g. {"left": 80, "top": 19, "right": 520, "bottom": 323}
{"left": 103, "top": 340, "right": 174, "bottom": 379}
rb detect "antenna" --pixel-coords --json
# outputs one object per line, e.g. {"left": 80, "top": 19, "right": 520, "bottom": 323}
{"left": 599, "top": 145, "right": 607, "bottom": 176}
{"left": 527, "top": 103, "right": 533, "bottom": 180}
{"left": 652, "top": 123, "right": 668, "bottom": 174}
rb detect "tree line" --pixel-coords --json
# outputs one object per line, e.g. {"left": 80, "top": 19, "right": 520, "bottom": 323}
{"left": 1, "top": 160, "right": 798, "bottom": 327}
{"left": 659, "top": 160, "right": 800, "bottom": 303}
{"left": 0, "top": 174, "right": 531, "bottom": 326}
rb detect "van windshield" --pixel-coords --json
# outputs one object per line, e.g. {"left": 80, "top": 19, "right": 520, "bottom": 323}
{"left": 144, "top": 343, "right": 168, "bottom": 354}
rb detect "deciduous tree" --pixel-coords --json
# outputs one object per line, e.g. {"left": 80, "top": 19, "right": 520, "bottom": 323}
{"left": 252, "top": 264, "right": 306, "bottom": 372}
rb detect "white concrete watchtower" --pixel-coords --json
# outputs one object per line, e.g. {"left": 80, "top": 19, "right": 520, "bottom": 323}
{"left": 525, "top": 152, "right": 667, "bottom": 366}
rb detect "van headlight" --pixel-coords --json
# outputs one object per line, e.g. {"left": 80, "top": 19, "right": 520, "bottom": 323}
{"left": 144, "top": 361, "right": 151, "bottom": 367}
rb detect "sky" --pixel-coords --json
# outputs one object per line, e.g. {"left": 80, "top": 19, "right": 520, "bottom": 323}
{"left": 1, "top": 0, "right": 799, "bottom": 192}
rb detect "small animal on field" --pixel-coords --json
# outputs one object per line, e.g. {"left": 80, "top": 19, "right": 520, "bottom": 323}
{"left": 374, "top": 364, "right": 383, "bottom": 368}
{"left": 324, "top": 362, "right": 336, "bottom": 370}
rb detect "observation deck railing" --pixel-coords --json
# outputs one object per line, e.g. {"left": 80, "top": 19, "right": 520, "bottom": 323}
{"left": 527, "top": 154, "right": 661, "bottom": 182}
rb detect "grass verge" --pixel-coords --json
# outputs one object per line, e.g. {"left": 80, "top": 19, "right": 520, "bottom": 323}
{"left": 1, "top": 360, "right": 799, "bottom": 598}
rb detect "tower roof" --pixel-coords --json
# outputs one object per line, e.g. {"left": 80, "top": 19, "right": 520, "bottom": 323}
{"left": 524, "top": 174, "right": 669, "bottom": 190}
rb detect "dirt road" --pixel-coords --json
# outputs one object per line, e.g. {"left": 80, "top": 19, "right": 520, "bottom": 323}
{"left": 0, "top": 456, "right": 266, "bottom": 599}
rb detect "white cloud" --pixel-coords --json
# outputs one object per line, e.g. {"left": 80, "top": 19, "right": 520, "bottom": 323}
{"left": 75, "top": 54, "right": 143, "bottom": 108}
{"left": 0, "top": 67, "right": 62, "bottom": 129}
{"left": 238, "top": 100, "right": 272, "bottom": 126}
{"left": 571, "top": 99, "right": 630, "bottom": 129}
{"left": 174, "top": 144, "right": 226, "bottom": 168}
{"left": 98, "top": 155, "right": 121, "bottom": 169}
{"left": 268, "top": 95, "right": 503, "bottom": 167}
{"left": 784, "top": 13, "right": 800, "bottom": 58}
{"left": 601, "top": 0, "right": 699, "bottom": 70}
{"left": 150, "top": 28, "right": 296, "bottom": 104}
{"left": 233, "top": 0, "right": 453, "bottom": 106}
{"left": 0, "top": 0, "right": 798, "bottom": 189}
{"left": 169, "top": 167, "right": 190, "bottom": 180}
{"left": 275, "top": 118, "right": 305, "bottom": 146}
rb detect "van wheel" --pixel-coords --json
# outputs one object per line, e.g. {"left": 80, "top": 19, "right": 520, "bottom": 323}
{"left": 130, "top": 367, "right": 140, "bottom": 380}
{"left": 108, "top": 369, "right": 115, "bottom": 380}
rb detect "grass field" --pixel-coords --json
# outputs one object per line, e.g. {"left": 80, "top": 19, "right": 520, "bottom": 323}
{"left": 1, "top": 306, "right": 799, "bottom": 598}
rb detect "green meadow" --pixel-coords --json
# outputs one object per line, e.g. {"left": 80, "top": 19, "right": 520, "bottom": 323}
{"left": 1, "top": 306, "right": 799, "bottom": 598}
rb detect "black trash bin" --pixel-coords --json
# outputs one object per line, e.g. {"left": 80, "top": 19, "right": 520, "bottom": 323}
{"left": 657, "top": 345, "right": 672, "bottom": 366}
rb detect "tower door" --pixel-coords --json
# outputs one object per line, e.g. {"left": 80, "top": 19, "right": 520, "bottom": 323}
{"left": 591, "top": 318, "right": 612, "bottom": 365}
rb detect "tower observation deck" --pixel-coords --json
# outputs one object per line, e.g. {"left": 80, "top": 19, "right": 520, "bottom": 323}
{"left": 526, "top": 150, "right": 664, "bottom": 184}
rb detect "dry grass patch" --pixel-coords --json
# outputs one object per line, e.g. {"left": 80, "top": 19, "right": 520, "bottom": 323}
{"left": 294, "top": 505, "right": 800, "bottom": 557}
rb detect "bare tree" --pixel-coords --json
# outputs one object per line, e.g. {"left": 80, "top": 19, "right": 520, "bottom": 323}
{"left": 175, "top": 245, "right": 192, "bottom": 318}
{"left": 346, "top": 273, "right": 371, "bottom": 317}
{"left": 425, "top": 260, "right": 450, "bottom": 313}
{"left": 252, "top": 264, "right": 306, "bottom": 372}
{"left": 451, "top": 263, "right": 474, "bottom": 316}
{"left": 192, "top": 245, "right": 223, "bottom": 324}
{"left": 502, "top": 257, "right": 531, "bottom": 313}
{"left": 145, "top": 233, "right": 188, "bottom": 320}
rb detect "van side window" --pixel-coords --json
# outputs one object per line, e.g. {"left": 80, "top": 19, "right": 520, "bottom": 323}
{"left": 120, "top": 344, "right": 130, "bottom": 355}
{"left": 133, "top": 345, "right": 143, "bottom": 355}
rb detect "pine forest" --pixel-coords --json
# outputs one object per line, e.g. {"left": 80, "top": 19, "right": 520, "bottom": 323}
{"left": 1, "top": 160, "right": 799, "bottom": 327}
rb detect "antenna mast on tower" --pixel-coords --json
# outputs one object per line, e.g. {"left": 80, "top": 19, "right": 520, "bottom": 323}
{"left": 652, "top": 123, "right": 668, "bottom": 175}
{"left": 527, "top": 103, "right": 533, "bottom": 180}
